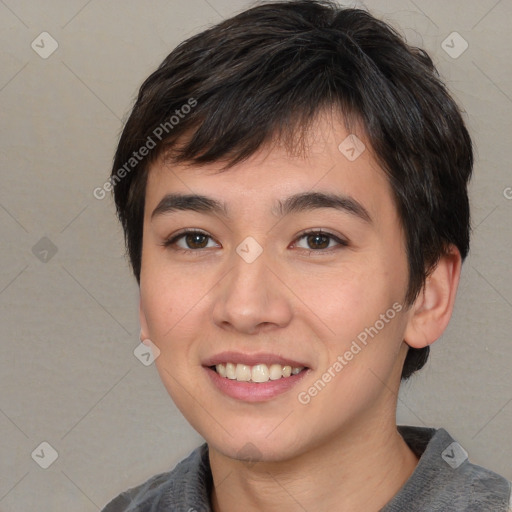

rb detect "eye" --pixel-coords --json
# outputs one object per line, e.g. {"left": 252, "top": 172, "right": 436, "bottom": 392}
{"left": 162, "top": 230, "right": 219, "bottom": 253}
{"left": 162, "top": 228, "right": 348, "bottom": 255}
{"left": 293, "top": 230, "right": 348, "bottom": 254}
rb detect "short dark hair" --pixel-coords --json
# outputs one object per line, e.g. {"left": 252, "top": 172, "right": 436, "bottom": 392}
{"left": 111, "top": 0, "right": 473, "bottom": 380}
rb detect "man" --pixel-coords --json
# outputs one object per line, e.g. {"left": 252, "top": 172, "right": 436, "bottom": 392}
{"left": 102, "top": 1, "right": 512, "bottom": 510}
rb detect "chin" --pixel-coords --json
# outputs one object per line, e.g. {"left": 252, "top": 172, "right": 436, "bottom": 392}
{"left": 200, "top": 422, "right": 309, "bottom": 464}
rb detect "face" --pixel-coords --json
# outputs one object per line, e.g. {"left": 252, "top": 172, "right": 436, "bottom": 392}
{"left": 139, "top": 113, "right": 414, "bottom": 463}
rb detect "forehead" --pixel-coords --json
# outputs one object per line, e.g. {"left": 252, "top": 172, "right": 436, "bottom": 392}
{"left": 144, "top": 113, "right": 396, "bottom": 224}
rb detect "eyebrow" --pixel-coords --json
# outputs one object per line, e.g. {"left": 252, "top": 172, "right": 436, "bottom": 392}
{"left": 151, "top": 191, "right": 372, "bottom": 224}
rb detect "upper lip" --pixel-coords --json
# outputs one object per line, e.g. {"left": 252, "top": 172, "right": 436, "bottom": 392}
{"left": 203, "top": 351, "right": 310, "bottom": 368}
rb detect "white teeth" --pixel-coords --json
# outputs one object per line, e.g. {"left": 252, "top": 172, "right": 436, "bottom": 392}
{"left": 269, "top": 364, "right": 283, "bottom": 380}
{"left": 235, "top": 364, "right": 251, "bottom": 381}
{"left": 214, "top": 362, "right": 305, "bottom": 382}
{"left": 251, "top": 364, "right": 269, "bottom": 383}
{"left": 226, "top": 363, "right": 236, "bottom": 379}
{"left": 217, "top": 363, "right": 227, "bottom": 378}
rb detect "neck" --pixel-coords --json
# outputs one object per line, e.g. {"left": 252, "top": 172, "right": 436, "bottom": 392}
{"left": 209, "top": 414, "right": 419, "bottom": 512}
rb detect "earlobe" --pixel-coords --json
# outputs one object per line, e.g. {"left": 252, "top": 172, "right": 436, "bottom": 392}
{"left": 403, "top": 245, "right": 462, "bottom": 349}
{"left": 139, "top": 296, "right": 150, "bottom": 341}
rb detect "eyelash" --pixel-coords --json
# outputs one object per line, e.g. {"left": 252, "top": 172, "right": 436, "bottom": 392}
{"left": 161, "top": 229, "right": 349, "bottom": 256}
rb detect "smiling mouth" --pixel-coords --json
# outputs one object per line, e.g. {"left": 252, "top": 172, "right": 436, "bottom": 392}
{"left": 211, "top": 362, "right": 307, "bottom": 383}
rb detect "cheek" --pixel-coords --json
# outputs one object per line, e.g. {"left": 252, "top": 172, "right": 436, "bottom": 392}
{"left": 142, "top": 278, "right": 198, "bottom": 401}
{"left": 140, "top": 283, "right": 175, "bottom": 340}
{"left": 308, "top": 264, "right": 407, "bottom": 380}
{"left": 302, "top": 261, "right": 396, "bottom": 335}
{"left": 139, "top": 261, "right": 212, "bottom": 389}
{"left": 140, "top": 257, "right": 205, "bottom": 340}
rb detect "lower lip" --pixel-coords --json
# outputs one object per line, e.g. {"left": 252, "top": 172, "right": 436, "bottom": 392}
{"left": 205, "top": 367, "right": 309, "bottom": 402}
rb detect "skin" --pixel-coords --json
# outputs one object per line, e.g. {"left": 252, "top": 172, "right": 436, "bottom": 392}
{"left": 139, "top": 111, "right": 461, "bottom": 511}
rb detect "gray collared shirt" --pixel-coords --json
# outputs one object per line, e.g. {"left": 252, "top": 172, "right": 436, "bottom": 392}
{"left": 102, "top": 426, "right": 512, "bottom": 511}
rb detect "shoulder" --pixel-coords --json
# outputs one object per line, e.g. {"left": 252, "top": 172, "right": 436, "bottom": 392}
{"left": 384, "top": 426, "right": 512, "bottom": 511}
{"left": 100, "top": 443, "right": 211, "bottom": 512}
{"left": 460, "top": 457, "right": 511, "bottom": 510}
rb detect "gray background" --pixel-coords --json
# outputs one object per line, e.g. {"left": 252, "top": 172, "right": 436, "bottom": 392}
{"left": 0, "top": 0, "right": 511, "bottom": 510}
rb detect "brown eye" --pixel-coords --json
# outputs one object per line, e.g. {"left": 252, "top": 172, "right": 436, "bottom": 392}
{"left": 294, "top": 230, "right": 348, "bottom": 253}
{"left": 183, "top": 232, "right": 209, "bottom": 249}
{"left": 305, "top": 233, "right": 330, "bottom": 250}
{"left": 163, "top": 230, "right": 218, "bottom": 252}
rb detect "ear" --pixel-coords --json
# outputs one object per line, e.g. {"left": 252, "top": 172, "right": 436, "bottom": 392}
{"left": 139, "top": 296, "right": 150, "bottom": 341}
{"left": 403, "top": 245, "right": 462, "bottom": 349}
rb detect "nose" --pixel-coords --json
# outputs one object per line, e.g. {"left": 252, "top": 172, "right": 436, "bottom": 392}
{"left": 212, "top": 246, "right": 293, "bottom": 335}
